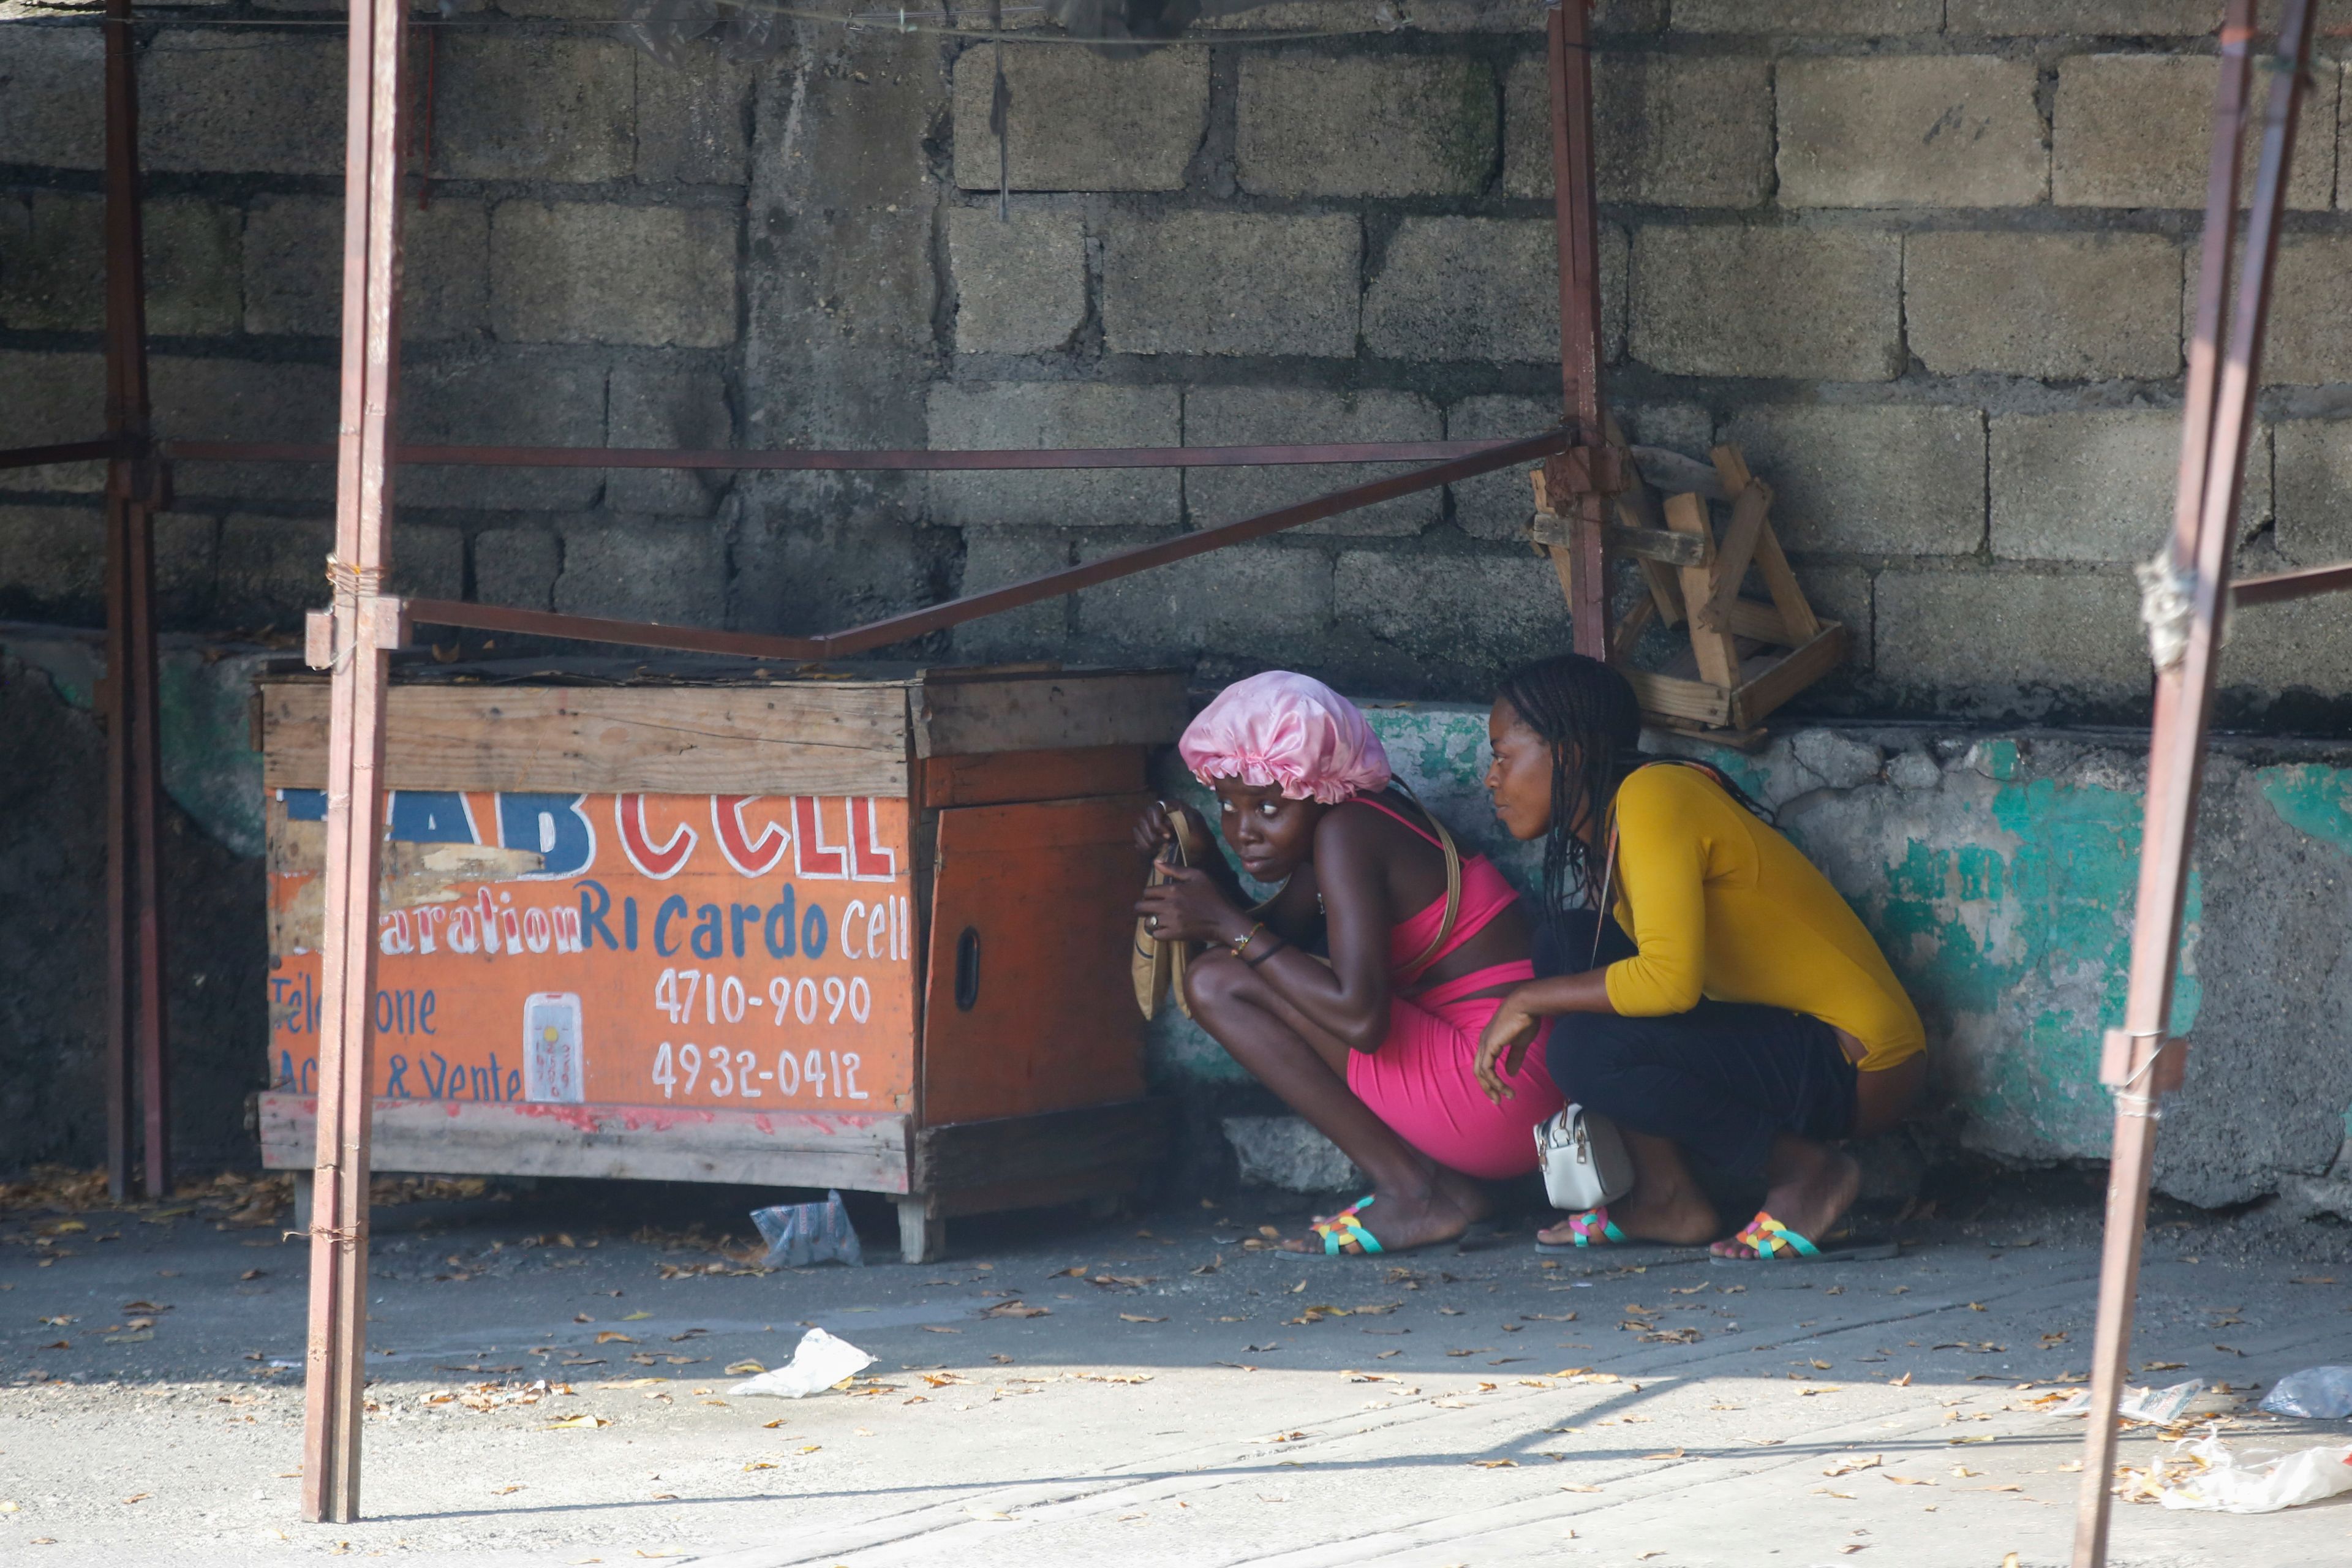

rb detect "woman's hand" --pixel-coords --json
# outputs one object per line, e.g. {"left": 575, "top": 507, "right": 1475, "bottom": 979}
{"left": 1474, "top": 991, "right": 1545, "bottom": 1104}
{"left": 1132, "top": 799, "right": 1212, "bottom": 860}
{"left": 1134, "top": 861, "right": 1247, "bottom": 948}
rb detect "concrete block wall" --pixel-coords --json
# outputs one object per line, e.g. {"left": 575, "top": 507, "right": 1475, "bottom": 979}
{"left": 10, "top": 5, "right": 2352, "bottom": 721}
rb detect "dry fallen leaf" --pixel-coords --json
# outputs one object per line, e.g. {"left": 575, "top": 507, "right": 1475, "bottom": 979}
{"left": 1471, "top": 1458, "right": 1518, "bottom": 1468}
{"left": 623, "top": 1311, "right": 653, "bottom": 1321}
{"left": 920, "top": 1325, "right": 960, "bottom": 1334}
{"left": 742, "top": 1461, "right": 776, "bottom": 1472}
{"left": 1822, "top": 1455, "right": 1882, "bottom": 1477}
{"left": 595, "top": 1332, "right": 635, "bottom": 1344}
{"left": 1640, "top": 1448, "right": 1685, "bottom": 1461}
{"left": 1558, "top": 1483, "right": 1603, "bottom": 1493}
{"left": 545, "top": 1413, "right": 609, "bottom": 1430}
{"left": 1891, "top": 1371, "right": 1913, "bottom": 1387}
{"left": 724, "top": 1360, "right": 766, "bottom": 1376}
{"left": 1883, "top": 1474, "right": 1934, "bottom": 1487}
{"left": 121, "top": 1493, "right": 150, "bottom": 1506}
{"left": 2002, "top": 1555, "right": 2022, "bottom": 1568}
{"left": 1118, "top": 1314, "right": 1168, "bottom": 1324}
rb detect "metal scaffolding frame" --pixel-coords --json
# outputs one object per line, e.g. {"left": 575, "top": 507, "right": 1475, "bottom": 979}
{"left": 8, "top": 1, "right": 2343, "bottom": 1548}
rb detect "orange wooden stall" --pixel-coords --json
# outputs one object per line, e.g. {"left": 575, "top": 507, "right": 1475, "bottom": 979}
{"left": 251, "top": 660, "right": 1186, "bottom": 1262}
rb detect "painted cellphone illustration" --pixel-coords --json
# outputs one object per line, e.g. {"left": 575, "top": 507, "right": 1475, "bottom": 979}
{"left": 522, "top": 992, "right": 584, "bottom": 1104}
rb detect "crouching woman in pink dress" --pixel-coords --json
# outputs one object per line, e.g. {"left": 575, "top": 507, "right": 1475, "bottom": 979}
{"left": 1133, "top": 671, "right": 1562, "bottom": 1256}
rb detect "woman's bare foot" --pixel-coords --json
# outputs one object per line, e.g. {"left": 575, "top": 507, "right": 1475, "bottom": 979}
{"left": 1711, "top": 1137, "right": 1860, "bottom": 1259}
{"left": 1286, "top": 1164, "right": 1490, "bottom": 1256}
{"left": 1536, "top": 1172, "right": 1717, "bottom": 1247}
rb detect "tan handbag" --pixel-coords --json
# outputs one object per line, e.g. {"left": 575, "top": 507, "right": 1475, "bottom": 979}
{"left": 1134, "top": 806, "right": 1211, "bottom": 1020}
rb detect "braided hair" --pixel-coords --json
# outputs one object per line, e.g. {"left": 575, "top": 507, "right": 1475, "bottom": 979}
{"left": 1493, "top": 653, "right": 1774, "bottom": 917}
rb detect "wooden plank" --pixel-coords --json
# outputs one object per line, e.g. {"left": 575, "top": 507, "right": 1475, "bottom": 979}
{"left": 1708, "top": 480, "right": 1773, "bottom": 628}
{"left": 1608, "top": 462, "right": 1687, "bottom": 627}
{"left": 1611, "top": 594, "right": 1657, "bottom": 663}
{"left": 1624, "top": 667, "right": 1734, "bottom": 727}
{"left": 921, "top": 796, "right": 1151, "bottom": 1123}
{"left": 1662, "top": 491, "right": 1741, "bottom": 691}
{"left": 261, "top": 682, "right": 913, "bottom": 794}
{"left": 921, "top": 745, "right": 1147, "bottom": 809}
{"left": 257, "top": 1092, "right": 912, "bottom": 1192}
{"left": 1713, "top": 445, "right": 1820, "bottom": 644}
{"left": 930, "top": 1163, "right": 1152, "bottom": 1221}
{"left": 914, "top": 1099, "right": 1172, "bottom": 1191}
{"left": 1726, "top": 596, "right": 1797, "bottom": 646}
{"left": 914, "top": 670, "right": 1189, "bottom": 758}
{"left": 1731, "top": 620, "right": 1849, "bottom": 730}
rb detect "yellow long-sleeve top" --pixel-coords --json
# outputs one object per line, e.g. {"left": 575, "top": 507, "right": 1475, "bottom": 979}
{"left": 1602, "top": 764, "right": 1926, "bottom": 1071}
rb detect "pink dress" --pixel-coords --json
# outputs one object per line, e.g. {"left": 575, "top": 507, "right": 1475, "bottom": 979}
{"left": 1340, "top": 797, "right": 1563, "bottom": 1180}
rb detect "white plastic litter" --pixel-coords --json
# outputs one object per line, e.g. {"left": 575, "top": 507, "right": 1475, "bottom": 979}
{"left": 726, "top": 1326, "right": 874, "bottom": 1399}
{"left": 2261, "top": 1366, "right": 2352, "bottom": 1420}
{"left": 2152, "top": 1427, "right": 2352, "bottom": 1513}
{"left": 2051, "top": 1379, "right": 2202, "bottom": 1423}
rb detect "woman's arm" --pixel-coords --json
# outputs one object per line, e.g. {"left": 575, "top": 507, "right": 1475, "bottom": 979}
{"left": 1133, "top": 805, "right": 1399, "bottom": 1054}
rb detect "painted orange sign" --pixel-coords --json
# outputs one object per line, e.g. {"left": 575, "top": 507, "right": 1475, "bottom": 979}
{"left": 265, "top": 790, "right": 916, "bottom": 1115}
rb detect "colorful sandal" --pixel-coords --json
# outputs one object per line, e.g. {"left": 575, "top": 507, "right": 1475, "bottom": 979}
{"left": 1308, "top": 1203, "right": 1385, "bottom": 1256}
{"left": 1532, "top": 1205, "right": 1627, "bottom": 1254}
{"left": 1709, "top": 1209, "right": 1898, "bottom": 1265}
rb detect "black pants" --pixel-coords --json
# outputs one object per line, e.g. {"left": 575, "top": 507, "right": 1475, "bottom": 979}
{"left": 1536, "top": 913, "right": 1856, "bottom": 1179}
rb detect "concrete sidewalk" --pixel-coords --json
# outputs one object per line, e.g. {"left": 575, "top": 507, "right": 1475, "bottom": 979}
{"left": 4, "top": 1176, "right": 2350, "bottom": 1566}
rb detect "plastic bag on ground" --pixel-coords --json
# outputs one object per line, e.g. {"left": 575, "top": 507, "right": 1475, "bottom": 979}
{"left": 728, "top": 1327, "right": 874, "bottom": 1399}
{"left": 2152, "top": 1427, "right": 2352, "bottom": 1513}
{"left": 2051, "top": 1379, "right": 2202, "bottom": 1423}
{"left": 2261, "top": 1366, "right": 2352, "bottom": 1419}
{"left": 751, "top": 1190, "right": 863, "bottom": 1268}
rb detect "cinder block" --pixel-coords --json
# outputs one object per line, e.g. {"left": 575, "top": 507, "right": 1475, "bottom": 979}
{"left": 1365, "top": 217, "right": 1622, "bottom": 365}
{"left": 0, "top": 194, "right": 235, "bottom": 333}
{"left": 0, "top": 507, "right": 105, "bottom": 612}
{"left": 2255, "top": 237, "right": 2352, "bottom": 386}
{"left": 1718, "top": 404, "right": 1986, "bottom": 557}
{"left": 242, "top": 195, "right": 489, "bottom": 341}
{"left": 390, "top": 524, "right": 466, "bottom": 600}
{"left": 490, "top": 203, "right": 737, "bottom": 349}
{"left": 1906, "top": 232, "right": 2180, "bottom": 380}
{"left": 953, "top": 528, "right": 1072, "bottom": 663}
{"left": 1779, "top": 57, "right": 2047, "bottom": 209}
{"left": 927, "top": 382, "right": 1182, "bottom": 527}
{"left": 0, "top": 352, "right": 107, "bottom": 493}
{"left": 1875, "top": 568, "right": 2145, "bottom": 698}
{"left": 1074, "top": 538, "right": 1335, "bottom": 668}
{"left": 141, "top": 31, "right": 344, "bottom": 176}
{"left": 1236, "top": 56, "right": 1496, "bottom": 199}
{"left": 398, "top": 350, "right": 608, "bottom": 510}
{"left": 948, "top": 206, "right": 1087, "bottom": 356}
{"left": 1102, "top": 213, "right": 1359, "bottom": 358}
{"left": 143, "top": 200, "right": 243, "bottom": 337}
{"left": 1947, "top": 0, "right": 2218, "bottom": 31}
{"left": 1632, "top": 227, "right": 1902, "bottom": 381}
{"left": 2271, "top": 420, "right": 2352, "bottom": 567}
{"left": 635, "top": 53, "right": 753, "bottom": 185}
{"left": 216, "top": 515, "right": 335, "bottom": 627}
{"left": 1185, "top": 386, "right": 1443, "bottom": 538}
{"left": 1502, "top": 54, "right": 1774, "bottom": 208}
{"left": 952, "top": 45, "right": 1208, "bottom": 192}
{"left": 1444, "top": 394, "right": 1553, "bottom": 543}
{"left": 0, "top": 194, "right": 102, "bottom": 332}
{"left": 472, "top": 526, "right": 562, "bottom": 612}
{"left": 1673, "top": 0, "right": 1941, "bottom": 33}
{"left": 1992, "top": 411, "right": 2269, "bottom": 563}
{"left": 2219, "top": 591, "right": 2352, "bottom": 698}
{"left": 2055, "top": 55, "right": 2337, "bottom": 211}
{"left": 556, "top": 521, "right": 728, "bottom": 627}
{"left": 1788, "top": 562, "right": 1875, "bottom": 671}
{"left": 150, "top": 355, "right": 339, "bottom": 505}
{"left": 430, "top": 36, "right": 635, "bottom": 183}
{"left": 1335, "top": 548, "right": 1575, "bottom": 681}
{"left": 0, "top": 30, "right": 103, "bottom": 169}
{"left": 608, "top": 363, "right": 733, "bottom": 515}
{"left": 153, "top": 511, "right": 221, "bottom": 626}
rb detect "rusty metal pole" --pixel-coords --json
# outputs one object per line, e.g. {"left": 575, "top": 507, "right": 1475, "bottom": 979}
{"left": 1544, "top": 0, "right": 1610, "bottom": 661}
{"left": 2070, "top": 4, "right": 2310, "bottom": 1562}
{"left": 300, "top": 0, "right": 408, "bottom": 1523}
{"left": 100, "top": 0, "right": 172, "bottom": 1200}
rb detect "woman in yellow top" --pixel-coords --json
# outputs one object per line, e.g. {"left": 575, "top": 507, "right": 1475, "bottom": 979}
{"left": 1472, "top": 654, "right": 1926, "bottom": 1262}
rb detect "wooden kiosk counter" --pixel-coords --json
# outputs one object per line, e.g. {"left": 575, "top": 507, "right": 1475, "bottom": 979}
{"left": 252, "top": 660, "right": 1188, "bottom": 1262}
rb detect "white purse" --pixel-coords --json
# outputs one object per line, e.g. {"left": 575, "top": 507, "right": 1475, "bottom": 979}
{"left": 1532, "top": 812, "right": 1635, "bottom": 1213}
{"left": 1536, "top": 1104, "right": 1634, "bottom": 1211}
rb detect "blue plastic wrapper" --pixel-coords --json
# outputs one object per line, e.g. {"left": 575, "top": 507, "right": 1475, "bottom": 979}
{"left": 751, "top": 1190, "right": 864, "bottom": 1269}
{"left": 2261, "top": 1366, "right": 2352, "bottom": 1419}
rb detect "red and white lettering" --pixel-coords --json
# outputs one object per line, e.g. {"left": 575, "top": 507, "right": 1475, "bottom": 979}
{"left": 616, "top": 794, "right": 696, "bottom": 880}
{"left": 712, "top": 795, "right": 790, "bottom": 878}
{"left": 792, "top": 796, "right": 848, "bottom": 880}
{"left": 849, "top": 796, "right": 898, "bottom": 882}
